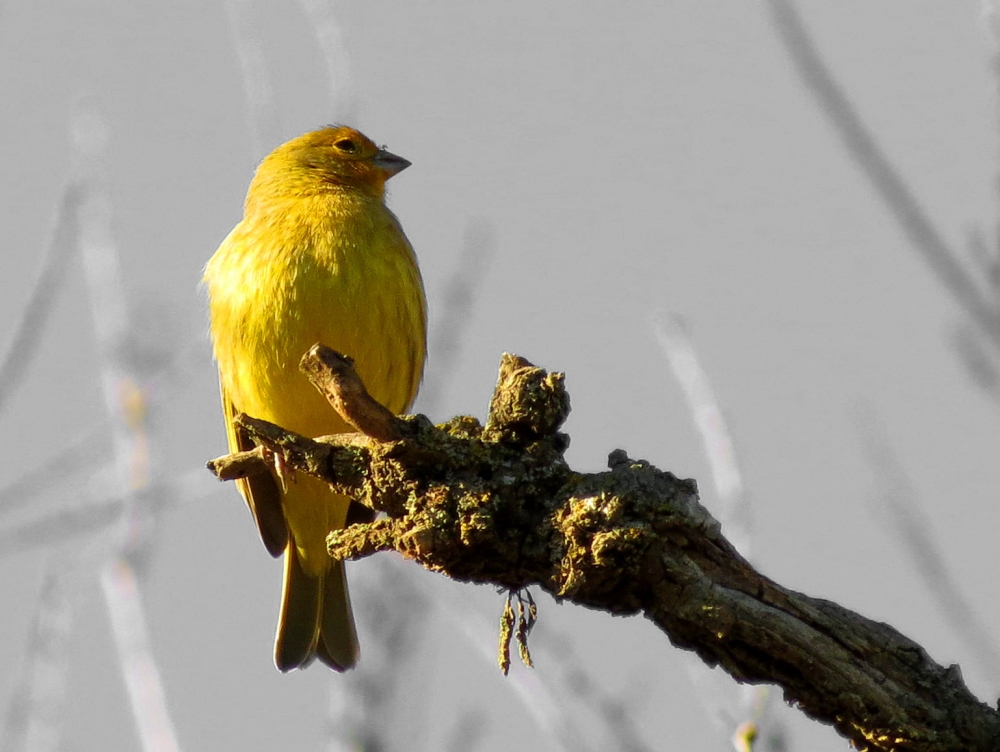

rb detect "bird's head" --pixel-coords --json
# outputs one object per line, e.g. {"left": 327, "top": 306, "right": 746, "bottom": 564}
{"left": 249, "top": 125, "right": 410, "bottom": 202}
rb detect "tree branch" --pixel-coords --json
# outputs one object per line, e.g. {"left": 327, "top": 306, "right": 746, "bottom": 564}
{"left": 206, "top": 345, "right": 1000, "bottom": 751}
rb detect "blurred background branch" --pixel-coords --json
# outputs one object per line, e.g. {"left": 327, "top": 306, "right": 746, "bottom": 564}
{"left": 766, "top": 0, "right": 1000, "bottom": 356}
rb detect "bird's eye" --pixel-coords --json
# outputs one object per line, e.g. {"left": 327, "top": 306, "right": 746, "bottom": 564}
{"left": 334, "top": 139, "right": 357, "bottom": 153}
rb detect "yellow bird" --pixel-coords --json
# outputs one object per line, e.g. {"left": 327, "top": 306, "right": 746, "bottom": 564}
{"left": 204, "top": 126, "right": 426, "bottom": 671}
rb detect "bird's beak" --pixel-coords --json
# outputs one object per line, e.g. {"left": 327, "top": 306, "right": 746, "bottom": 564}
{"left": 374, "top": 149, "right": 411, "bottom": 178}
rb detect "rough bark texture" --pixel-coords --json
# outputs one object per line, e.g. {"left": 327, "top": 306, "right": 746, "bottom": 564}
{"left": 207, "top": 346, "right": 1000, "bottom": 751}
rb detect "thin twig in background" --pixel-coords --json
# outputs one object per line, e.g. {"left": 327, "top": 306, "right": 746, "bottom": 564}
{"left": 0, "top": 467, "right": 222, "bottom": 560}
{"left": 223, "top": 0, "right": 282, "bottom": 160}
{"left": 0, "top": 425, "right": 107, "bottom": 519}
{"left": 72, "top": 100, "right": 181, "bottom": 752}
{"left": 0, "top": 564, "right": 77, "bottom": 752}
{"left": 951, "top": 322, "right": 1000, "bottom": 404}
{"left": 652, "top": 312, "right": 749, "bottom": 555}
{"left": 0, "top": 485, "right": 124, "bottom": 557}
{"left": 965, "top": 224, "right": 1000, "bottom": 296}
{"left": 0, "top": 183, "right": 81, "bottom": 421}
{"left": 417, "top": 220, "right": 497, "bottom": 417}
{"left": 765, "top": 0, "right": 1000, "bottom": 355}
{"left": 296, "top": 0, "right": 355, "bottom": 122}
{"left": 73, "top": 102, "right": 134, "bottom": 475}
{"left": 856, "top": 407, "right": 1000, "bottom": 691}
{"left": 652, "top": 312, "right": 786, "bottom": 751}
{"left": 951, "top": 4, "right": 1000, "bottom": 404}
{"left": 101, "top": 560, "right": 181, "bottom": 752}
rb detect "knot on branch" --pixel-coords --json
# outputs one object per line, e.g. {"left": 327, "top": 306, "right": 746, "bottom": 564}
{"left": 484, "top": 353, "right": 571, "bottom": 444}
{"left": 553, "top": 452, "right": 706, "bottom": 610}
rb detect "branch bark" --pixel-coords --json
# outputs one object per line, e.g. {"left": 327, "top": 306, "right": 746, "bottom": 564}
{"left": 207, "top": 345, "right": 1000, "bottom": 751}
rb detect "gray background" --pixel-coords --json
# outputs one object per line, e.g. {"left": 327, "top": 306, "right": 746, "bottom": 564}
{"left": 1, "top": 1, "right": 998, "bottom": 750}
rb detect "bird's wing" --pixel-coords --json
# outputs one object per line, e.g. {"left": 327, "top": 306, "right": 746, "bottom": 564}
{"left": 221, "top": 380, "right": 287, "bottom": 557}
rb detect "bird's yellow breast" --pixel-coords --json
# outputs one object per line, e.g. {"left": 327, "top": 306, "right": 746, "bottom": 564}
{"left": 206, "top": 189, "right": 426, "bottom": 439}
{"left": 205, "top": 188, "right": 425, "bottom": 572}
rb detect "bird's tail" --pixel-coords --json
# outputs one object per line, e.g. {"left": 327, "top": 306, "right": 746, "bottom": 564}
{"left": 274, "top": 543, "right": 359, "bottom": 671}
{"left": 316, "top": 559, "right": 360, "bottom": 670}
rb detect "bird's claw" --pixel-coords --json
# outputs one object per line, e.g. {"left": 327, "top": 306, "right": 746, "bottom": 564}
{"left": 261, "top": 446, "right": 294, "bottom": 492}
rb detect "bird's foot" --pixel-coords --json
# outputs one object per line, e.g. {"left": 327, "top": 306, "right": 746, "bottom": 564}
{"left": 261, "top": 446, "right": 295, "bottom": 492}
